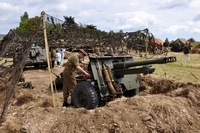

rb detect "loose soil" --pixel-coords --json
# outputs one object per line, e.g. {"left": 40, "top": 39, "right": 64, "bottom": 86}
{"left": 191, "top": 43, "right": 200, "bottom": 54}
{"left": 0, "top": 60, "right": 200, "bottom": 133}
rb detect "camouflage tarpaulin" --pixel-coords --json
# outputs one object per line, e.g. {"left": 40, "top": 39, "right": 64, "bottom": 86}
{"left": 0, "top": 11, "right": 156, "bottom": 119}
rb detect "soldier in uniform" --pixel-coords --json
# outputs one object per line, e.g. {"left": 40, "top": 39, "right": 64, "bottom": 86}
{"left": 62, "top": 49, "right": 91, "bottom": 107}
{"left": 50, "top": 47, "right": 56, "bottom": 68}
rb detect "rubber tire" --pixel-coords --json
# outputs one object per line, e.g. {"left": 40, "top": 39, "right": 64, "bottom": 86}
{"left": 34, "top": 65, "right": 39, "bottom": 68}
{"left": 123, "top": 88, "right": 139, "bottom": 97}
{"left": 72, "top": 81, "right": 99, "bottom": 109}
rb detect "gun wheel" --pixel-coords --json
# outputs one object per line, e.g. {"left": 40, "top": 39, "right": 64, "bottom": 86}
{"left": 72, "top": 81, "right": 99, "bottom": 109}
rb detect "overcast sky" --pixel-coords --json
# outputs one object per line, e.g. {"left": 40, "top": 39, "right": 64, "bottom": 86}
{"left": 0, "top": 0, "right": 200, "bottom": 41}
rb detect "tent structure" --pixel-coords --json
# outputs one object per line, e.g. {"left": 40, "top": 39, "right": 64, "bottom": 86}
{"left": 153, "top": 38, "right": 164, "bottom": 45}
{"left": 170, "top": 38, "right": 187, "bottom": 52}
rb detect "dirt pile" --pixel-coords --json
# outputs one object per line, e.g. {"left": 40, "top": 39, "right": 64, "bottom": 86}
{"left": 0, "top": 69, "right": 199, "bottom": 133}
{"left": 191, "top": 43, "right": 200, "bottom": 54}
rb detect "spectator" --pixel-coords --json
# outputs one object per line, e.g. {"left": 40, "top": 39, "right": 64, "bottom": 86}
{"left": 157, "top": 44, "right": 162, "bottom": 54}
{"left": 50, "top": 48, "right": 56, "bottom": 68}
{"left": 56, "top": 49, "right": 61, "bottom": 67}
{"left": 163, "top": 38, "right": 169, "bottom": 56}
{"left": 183, "top": 42, "right": 190, "bottom": 62}
{"left": 58, "top": 48, "right": 65, "bottom": 65}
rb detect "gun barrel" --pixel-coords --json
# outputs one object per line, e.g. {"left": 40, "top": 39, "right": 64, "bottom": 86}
{"left": 113, "top": 56, "right": 176, "bottom": 69}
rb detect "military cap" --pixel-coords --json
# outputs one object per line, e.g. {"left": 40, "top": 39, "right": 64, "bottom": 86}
{"left": 79, "top": 49, "right": 87, "bottom": 56}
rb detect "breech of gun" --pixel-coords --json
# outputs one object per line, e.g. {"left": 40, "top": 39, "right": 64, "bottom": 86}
{"left": 102, "top": 64, "right": 122, "bottom": 95}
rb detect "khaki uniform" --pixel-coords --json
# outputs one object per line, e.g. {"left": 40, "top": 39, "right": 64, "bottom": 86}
{"left": 51, "top": 48, "right": 56, "bottom": 59}
{"left": 63, "top": 53, "right": 81, "bottom": 99}
{"left": 50, "top": 48, "right": 56, "bottom": 68}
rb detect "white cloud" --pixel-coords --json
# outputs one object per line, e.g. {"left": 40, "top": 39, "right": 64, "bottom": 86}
{"left": 0, "top": 2, "right": 20, "bottom": 15}
{"left": 129, "top": 2, "right": 138, "bottom": 7}
{"left": 108, "top": 11, "right": 157, "bottom": 31}
{"left": 159, "top": 0, "right": 187, "bottom": 9}
{"left": 186, "top": 20, "right": 200, "bottom": 34}
{"left": 191, "top": 28, "right": 200, "bottom": 34}
{"left": 193, "top": 12, "right": 200, "bottom": 21}
{"left": 0, "top": 0, "right": 200, "bottom": 41}
{"left": 189, "top": 0, "right": 200, "bottom": 8}
{"left": 165, "top": 25, "right": 188, "bottom": 34}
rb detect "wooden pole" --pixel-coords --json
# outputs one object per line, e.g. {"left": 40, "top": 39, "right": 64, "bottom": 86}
{"left": 145, "top": 28, "right": 148, "bottom": 58}
{"left": 41, "top": 11, "right": 56, "bottom": 108}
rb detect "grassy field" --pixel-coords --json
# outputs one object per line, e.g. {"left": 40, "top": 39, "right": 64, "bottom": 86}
{"left": 1, "top": 51, "right": 199, "bottom": 84}
{"left": 134, "top": 52, "right": 200, "bottom": 84}
{"left": 192, "top": 41, "right": 200, "bottom": 47}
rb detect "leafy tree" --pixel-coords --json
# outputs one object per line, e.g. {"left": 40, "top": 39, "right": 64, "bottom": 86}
{"left": 188, "top": 38, "right": 195, "bottom": 43}
{"left": 63, "top": 16, "right": 77, "bottom": 27}
{"left": 16, "top": 11, "right": 42, "bottom": 32}
{"left": 46, "top": 23, "right": 62, "bottom": 34}
{"left": 20, "top": 11, "right": 29, "bottom": 21}
{"left": 109, "top": 30, "right": 114, "bottom": 35}
{"left": 118, "top": 30, "right": 123, "bottom": 34}
{"left": 16, "top": 12, "right": 30, "bottom": 31}
{"left": 85, "top": 24, "right": 97, "bottom": 30}
{"left": 26, "top": 16, "right": 41, "bottom": 31}
{"left": 16, "top": 19, "right": 29, "bottom": 31}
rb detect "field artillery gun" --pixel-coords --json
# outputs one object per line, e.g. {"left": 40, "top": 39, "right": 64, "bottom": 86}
{"left": 70, "top": 55, "right": 176, "bottom": 109}
{"left": 72, "top": 56, "right": 176, "bottom": 109}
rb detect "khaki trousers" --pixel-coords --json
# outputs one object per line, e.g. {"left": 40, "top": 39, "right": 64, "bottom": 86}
{"left": 63, "top": 67, "right": 77, "bottom": 101}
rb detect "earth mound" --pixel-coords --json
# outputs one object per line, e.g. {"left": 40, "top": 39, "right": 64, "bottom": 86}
{"left": 0, "top": 70, "right": 199, "bottom": 133}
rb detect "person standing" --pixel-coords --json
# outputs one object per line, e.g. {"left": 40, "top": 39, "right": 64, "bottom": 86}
{"left": 62, "top": 49, "right": 91, "bottom": 107}
{"left": 50, "top": 48, "right": 56, "bottom": 68}
{"left": 183, "top": 42, "right": 190, "bottom": 62}
{"left": 163, "top": 38, "right": 169, "bottom": 56}
{"left": 56, "top": 49, "right": 61, "bottom": 67}
{"left": 157, "top": 44, "right": 162, "bottom": 55}
{"left": 59, "top": 48, "right": 65, "bottom": 65}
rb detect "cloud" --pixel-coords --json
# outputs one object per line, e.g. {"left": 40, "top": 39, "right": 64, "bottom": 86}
{"left": 159, "top": 0, "right": 187, "bottom": 9}
{"left": 0, "top": 2, "right": 20, "bottom": 16}
{"left": 189, "top": 0, "right": 200, "bottom": 8}
{"left": 191, "top": 28, "right": 200, "bottom": 34}
{"left": 107, "top": 11, "right": 157, "bottom": 31}
{"left": 0, "top": 2, "right": 21, "bottom": 29}
{"left": 193, "top": 12, "right": 200, "bottom": 21}
{"left": 0, "top": 0, "right": 200, "bottom": 41}
{"left": 186, "top": 20, "right": 200, "bottom": 34}
{"left": 165, "top": 24, "right": 188, "bottom": 34}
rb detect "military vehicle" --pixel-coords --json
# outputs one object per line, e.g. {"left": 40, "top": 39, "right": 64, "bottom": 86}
{"left": 25, "top": 46, "right": 47, "bottom": 67}
{"left": 53, "top": 55, "right": 176, "bottom": 109}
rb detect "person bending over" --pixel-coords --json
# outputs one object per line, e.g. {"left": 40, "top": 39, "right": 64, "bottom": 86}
{"left": 62, "top": 49, "right": 90, "bottom": 107}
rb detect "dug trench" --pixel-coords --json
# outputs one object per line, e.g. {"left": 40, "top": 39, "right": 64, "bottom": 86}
{"left": 0, "top": 65, "right": 200, "bottom": 133}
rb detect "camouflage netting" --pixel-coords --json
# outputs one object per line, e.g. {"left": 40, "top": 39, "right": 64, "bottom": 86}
{"left": 0, "top": 11, "right": 158, "bottom": 119}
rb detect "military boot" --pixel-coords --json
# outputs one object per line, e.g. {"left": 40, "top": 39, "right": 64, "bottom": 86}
{"left": 62, "top": 98, "right": 71, "bottom": 107}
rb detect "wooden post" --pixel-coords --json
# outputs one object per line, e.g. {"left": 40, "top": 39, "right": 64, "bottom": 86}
{"left": 41, "top": 11, "right": 56, "bottom": 108}
{"left": 145, "top": 28, "right": 148, "bottom": 58}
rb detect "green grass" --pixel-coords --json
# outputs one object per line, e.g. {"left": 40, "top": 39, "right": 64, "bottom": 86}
{"left": 192, "top": 42, "right": 200, "bottom": 48}
{"left": 134, "top": 52, "right": 200, "bottom": 84}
